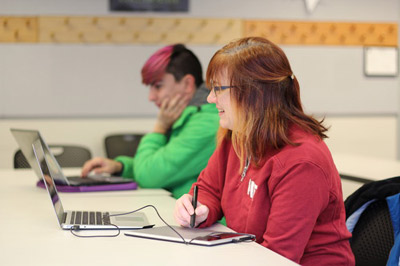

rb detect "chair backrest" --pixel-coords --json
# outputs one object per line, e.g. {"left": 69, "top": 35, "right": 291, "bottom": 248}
{"left": 344, "top": 176, "right": 400, "bottom": 266}
{"left": 104, "top": 133, "right": 144, "bottom": 159}
{"left": 14, "top": 150, "right": 31, "bottom": 168}
{"left": 14, "top": 145, "right": 92, "bottom": 169}
{"left": 349, "top": 199, "right": 394, "bottom": 266}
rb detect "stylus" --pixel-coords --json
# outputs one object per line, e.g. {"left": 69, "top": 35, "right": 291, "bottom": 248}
{"left": 190, "top": 185, "right": 198, "bottom": 228}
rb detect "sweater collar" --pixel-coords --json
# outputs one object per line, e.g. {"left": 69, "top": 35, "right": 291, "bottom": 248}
{"left": 188, "top": 83, "right": 209, "bottom": 107}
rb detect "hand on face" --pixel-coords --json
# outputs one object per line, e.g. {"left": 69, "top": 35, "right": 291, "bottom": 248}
{"left": 174, "top": 193, "right": 209, "bottom": 228}
{"left": 153, "top": 93, "right": 191, "bottom": 134}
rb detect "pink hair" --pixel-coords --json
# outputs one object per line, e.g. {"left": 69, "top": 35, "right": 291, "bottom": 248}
{"left": 141, "top": 45, "right": 174, "bottom": 85}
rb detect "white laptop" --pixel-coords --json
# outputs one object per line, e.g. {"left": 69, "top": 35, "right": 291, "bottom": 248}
{"left": 11, "top": 128, "right": 132, "bottom": 186}
{"left": 32, "top": 139, "right": 152, "bottom": 230}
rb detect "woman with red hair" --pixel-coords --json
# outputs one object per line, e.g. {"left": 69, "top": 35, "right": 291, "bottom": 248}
{"left": 174, "top": 37, "right": 355, "bottom": 265}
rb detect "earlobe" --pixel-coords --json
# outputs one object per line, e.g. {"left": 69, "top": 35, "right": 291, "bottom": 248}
{"left": 183, "top": 74, "right": 196, "bottom": 92}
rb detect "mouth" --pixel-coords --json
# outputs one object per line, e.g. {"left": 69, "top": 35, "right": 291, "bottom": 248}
{"left": 217, "top": 108, "right": 224, "bottom": 115}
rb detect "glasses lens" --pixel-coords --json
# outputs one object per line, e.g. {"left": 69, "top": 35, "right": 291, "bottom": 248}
{"left": 214, "top": 86, "right": 220, "bottom": 96}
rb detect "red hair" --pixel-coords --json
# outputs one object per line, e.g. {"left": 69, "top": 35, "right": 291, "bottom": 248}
{"left": 141, "top": 45, "right": 174, "bottom": 85}
{"left": 206, "top": 37, "right": 328, "bottom": 172}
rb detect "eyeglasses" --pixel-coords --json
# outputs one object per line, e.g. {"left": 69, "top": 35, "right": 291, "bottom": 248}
{"left": 210, "top": 80, "right": 234, "bottom": 97}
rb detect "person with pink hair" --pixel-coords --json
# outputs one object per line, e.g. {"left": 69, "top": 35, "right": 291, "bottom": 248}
{"left": 82, "top": 44, "right": 219, "bottom": 198}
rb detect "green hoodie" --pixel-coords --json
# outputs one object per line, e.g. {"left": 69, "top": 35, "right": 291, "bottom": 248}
{"left": 115, "top": 85, "right": 219, "bottom": 198}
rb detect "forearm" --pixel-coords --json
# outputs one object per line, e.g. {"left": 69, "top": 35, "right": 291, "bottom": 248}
{"left": 134, "top": 124, "right": 217, "bottom": 188}
{"left": 114, "top": 133, "right": 167, "bottom": 182}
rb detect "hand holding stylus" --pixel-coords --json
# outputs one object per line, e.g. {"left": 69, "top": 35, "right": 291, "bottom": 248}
{"left": 190, "top": 186, "right": 198, "bottom": 228}
{"left": 174, "top": 187, "right": 209, "bottom": 228}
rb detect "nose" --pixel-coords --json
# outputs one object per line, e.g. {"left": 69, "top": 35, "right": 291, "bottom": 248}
{"left": 148, "top": 87, "right": 157, "bottom": 102}
{"left": 207, "top": 90, "right": 216, "bottom": 104}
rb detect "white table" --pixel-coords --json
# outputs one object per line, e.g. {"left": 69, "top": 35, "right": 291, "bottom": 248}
{"left": 333, "top": 153, "right": 400, "bottom": 199}
{"left": 0, "top": 169, "right": 297, "bottom": 266}
{"left": 334, "top": 153, "right": 400, "bottom": 181}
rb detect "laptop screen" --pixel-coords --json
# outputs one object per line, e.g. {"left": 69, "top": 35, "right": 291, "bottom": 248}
{"left": 32, "top": 139, "right": 65, "bottom": 226}
{"left": 11, "top": 129, "right": 68, "bottom": 185}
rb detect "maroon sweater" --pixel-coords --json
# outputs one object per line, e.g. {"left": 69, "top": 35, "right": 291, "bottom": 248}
{"left": 193, "top": 126, "right": 355, "bottom": 265}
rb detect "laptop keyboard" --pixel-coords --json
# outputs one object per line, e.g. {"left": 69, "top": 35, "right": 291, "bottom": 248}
{"left": 70, "top": 211, "right": 111, "bottom": 225}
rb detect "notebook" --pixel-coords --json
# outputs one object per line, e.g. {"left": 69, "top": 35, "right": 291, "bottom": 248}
{"left": 32, "top": 139, "right": 152, "bottom": 230}
{"left": 10, "top": 128, "right": 134, "bottom": 187}
{"left": 124, "top": 225, "right": 256, "bottom": 246}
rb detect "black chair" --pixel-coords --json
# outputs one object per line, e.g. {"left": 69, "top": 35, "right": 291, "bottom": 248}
{"left": 104, "top": 133, "right": 144, "bottom": 159}
{"left": 14, "top": 145, "right": 92, "bottom": 169}
{"left": 344, "top": 176, "right": 400, "bottom": 266}
{"left": 348, "top": 199, "right": 394, "bottom": 266}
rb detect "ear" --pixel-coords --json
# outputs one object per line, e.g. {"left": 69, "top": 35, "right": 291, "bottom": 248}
{"left": 182, "top": 74, "right": 196, "bottom": 93}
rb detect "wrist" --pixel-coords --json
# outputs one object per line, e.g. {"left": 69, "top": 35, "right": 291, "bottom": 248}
{"left": 114, "top": 161, "right": 124, "bottom": 176}
{"left": 153, "top": 121, "right": 169, "bottom": 134}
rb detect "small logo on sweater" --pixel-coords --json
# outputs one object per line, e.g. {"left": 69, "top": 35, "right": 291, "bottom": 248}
{"left": 247, "top": 179, "right": 258, "bottom": 199}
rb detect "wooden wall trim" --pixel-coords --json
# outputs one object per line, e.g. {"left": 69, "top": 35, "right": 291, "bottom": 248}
{"left": 0, "top": 16, "right": 397, "bottom": 46}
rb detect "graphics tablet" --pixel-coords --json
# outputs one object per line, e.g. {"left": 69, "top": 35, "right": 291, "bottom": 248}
{"left": 124, "top": 225, "right": 256, "bottom": 246}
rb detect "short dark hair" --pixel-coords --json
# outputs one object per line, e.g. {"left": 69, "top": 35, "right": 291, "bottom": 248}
{"left": 167, "top": 44, "right": 203, "bottom": 87}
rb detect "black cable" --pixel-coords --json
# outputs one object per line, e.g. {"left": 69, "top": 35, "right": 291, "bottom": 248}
{"left": 108, "top": 204, "right": 188, "bottom": 244}
{"left": 69, "top": 205, "right": 256, "bottom": 244}
{"left": 69, "top": 204, "right": 186, "bottom": 242}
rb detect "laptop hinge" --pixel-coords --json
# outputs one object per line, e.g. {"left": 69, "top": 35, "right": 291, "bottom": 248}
{"left": 62, "top": 212, "right": 67, "bottom": 224}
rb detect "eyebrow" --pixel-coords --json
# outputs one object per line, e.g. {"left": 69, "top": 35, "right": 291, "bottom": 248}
{"left": 151, "top": 80, "right": 163, "bottom": 85}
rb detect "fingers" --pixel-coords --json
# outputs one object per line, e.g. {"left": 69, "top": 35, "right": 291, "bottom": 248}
{"left": 156, "top": 94, "right": 189, "bottom": 132}
{"left": 93, "top": 166, "right": 109, "bottom": 174}
{"left": 161, "top": 94, "right": 183, "bottom": 111}
{"left": 81, "top": 157, "right": 104, "bottom": 177}
{"left": 174, "top": 194, "right": 193, "bottom": 227}
{"left": 166, "top": 94, "right": 186, "bottom": 113}
{"left": 159, "top": 96, "right": 171, "bottom": 112}
{"left": 174, "top": 194, "right": 209, "bottom": 228}
{"left": 194, "top": 205, "right": 209, "bottom": 227}
{"left": 81, "top": 157, "right": 119, "bottom": 177}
